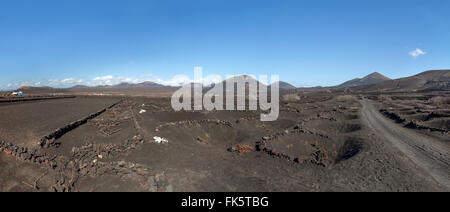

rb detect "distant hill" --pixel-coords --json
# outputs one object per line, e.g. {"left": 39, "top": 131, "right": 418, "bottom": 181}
{"left": 348, "top": 70, "right": 450, "bottom": 92}
{"left": 70, "top": 85, "right": 90, "bottom": 89}
{"left": 137, "top": 81, "right": 167, "bottom": 88}
{"left": 224, "top": 75, "right": 261, "bottom": 84}
{"left": 69, "top": 81, "right": 167, "bottom": 90}
{"left": 277, "top": 81, "right": 296, "bottom": 89}
{"left": 214, "top": 75, "right": 294, "bottom": 88}
{"left": 200, "top": 75, "right": 295, "bottom": 97}
{"left": 338, "top": 72, "right": 391, "bottom": 87}
{"left": 15, "top": 86, "right": 67, "bottom": 94}
{"left": 112, "top": 81, "right": 166, "bottom": 88}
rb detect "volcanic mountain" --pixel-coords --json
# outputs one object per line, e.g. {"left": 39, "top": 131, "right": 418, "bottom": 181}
{"left": 214, "top": 75, "right": 294, "bottom": 89}
{"left": 338, "top": 72, "right": 391, "bottom": 87}
{"left": 112, "top": 81, "right": 166, "bottom": 88}
{"left": 277, "top": 81, "right": 296, "bottom": 89}
{"left": 351, "top": 70, "right": 450, "bottom": 92}
{"left": 70, "top": 85, "right": 90, "bottom": 89}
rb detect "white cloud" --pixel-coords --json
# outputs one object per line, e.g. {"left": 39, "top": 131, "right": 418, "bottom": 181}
{"left": 149, "top": 74, "right": 224, "bottom": 87}
{"left": 153, "top": 75, "right": 191, "bottom": 87}
{"left": 90, "top": 75, "right": 115, "bottom": 86}
{"left": 60, "top": 78, "right": 83, "bottom": 84}
{"left": 409, "top": 48, "right": 426, "bottom": 58}
{"left": 93, "top": 75, "right": 113, "bottom": 81}
{"left": 88, "top": 75, "right": 145, "bottom": 86}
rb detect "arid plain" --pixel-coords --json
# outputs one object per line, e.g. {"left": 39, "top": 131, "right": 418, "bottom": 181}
{"left": 0, "top": 70, "right": 449, "bottom": 192}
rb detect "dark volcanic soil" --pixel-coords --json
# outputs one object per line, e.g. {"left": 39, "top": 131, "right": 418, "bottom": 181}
{"left": 0, "top": 97, "right": 120, "bottom": 147}
{"left": 0, "top": 93, "right": 448, "bottom": 192}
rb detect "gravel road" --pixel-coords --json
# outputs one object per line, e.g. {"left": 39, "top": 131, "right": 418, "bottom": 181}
{"left": 360, "top": 99, "right": 450, "bottom": 190}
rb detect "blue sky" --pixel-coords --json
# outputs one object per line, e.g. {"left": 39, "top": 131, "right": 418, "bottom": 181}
{"left": 0, "top": 0, "right": 449, "bottom": 89}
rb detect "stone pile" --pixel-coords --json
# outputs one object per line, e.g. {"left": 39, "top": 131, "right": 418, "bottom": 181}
{"left": 1, "top": 134, "right": 169, "bottom": 192}
{"left": 0, "top": 141, "right": 63, "bottom": 169}
{"left": 254, "top": 125, "right": 331, "bottom": 166}
{"left": 38, "top": 101, "right": 121, "bottom": 148}
{"left": 71, "top": 134, "right": 144, "bottom": 160}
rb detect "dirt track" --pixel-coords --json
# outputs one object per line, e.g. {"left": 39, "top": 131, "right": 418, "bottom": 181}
{"left": 360, "top": 99, "right": 450, "bottom": 189}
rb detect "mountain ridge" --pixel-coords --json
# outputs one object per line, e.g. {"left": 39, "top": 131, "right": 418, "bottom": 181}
{"left": 338, "top": 72, "right": 391, "bottom": 88}
{"left": 8, "top": 70, "right": 450, "bottom": 93}
{"left": 346, "top": 69, "right": 450, "bottom": 92}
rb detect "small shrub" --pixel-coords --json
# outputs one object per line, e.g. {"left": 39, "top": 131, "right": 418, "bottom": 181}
{"left": 336, "top": 95, "right": 357, "bottom": 102}
{"left": 430, "top": 96, "right": 450, "bottom": 105}
{"left": 282, "top": 94, "right": 301, "bottom": 102}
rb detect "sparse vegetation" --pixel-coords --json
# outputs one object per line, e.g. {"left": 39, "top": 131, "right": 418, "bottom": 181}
{"left": 430, "top": 96, "right": 450, "bottom": 105}
{"left": 336, "top": 95, "right": 357, "bottom": 102}
{"left": 282, "top": 93, "right": 300, "bottom": 102}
